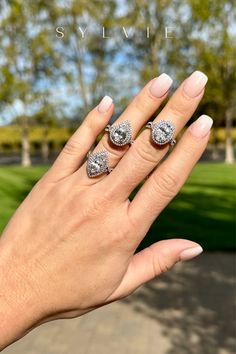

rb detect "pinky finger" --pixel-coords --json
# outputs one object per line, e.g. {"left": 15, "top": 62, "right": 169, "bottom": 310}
{"left": 46, "top": 96, "right": 114, "bottom": 182}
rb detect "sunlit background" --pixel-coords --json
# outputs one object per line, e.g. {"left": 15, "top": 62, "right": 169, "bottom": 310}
{"left": 0, "top": 1, "right": 236, "bottom": 354}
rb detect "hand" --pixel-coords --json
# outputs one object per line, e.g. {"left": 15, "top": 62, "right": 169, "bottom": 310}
{"left": 0, "top": 71, "right": 212, "bottom": 349}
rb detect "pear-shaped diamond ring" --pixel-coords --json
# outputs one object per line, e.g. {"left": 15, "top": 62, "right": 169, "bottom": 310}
{"left": 86, "top": 151, "right": 112, "bottom": 178}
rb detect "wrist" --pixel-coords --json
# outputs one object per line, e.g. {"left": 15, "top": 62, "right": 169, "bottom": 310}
{"left": 0, "top": 241, "right": 43, "bottom": 350}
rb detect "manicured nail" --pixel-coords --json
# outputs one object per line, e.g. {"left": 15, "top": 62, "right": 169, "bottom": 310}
{"left": 190, "top": 115, "right": 213, "bottom": 138}
{"left": 98, "top": 95, "right": 113, "bottom": 113}
{"left": 183, "top": 71, "right": 208, "bottom": 98}
{"left": 180, "top": 246, "right": 203, "bottom": 261}
{"left": 149, "top": 73, "right": 173, "bottom": 98}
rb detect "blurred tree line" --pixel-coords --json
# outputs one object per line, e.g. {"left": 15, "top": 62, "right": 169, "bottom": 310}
{"left": 0, "top": 0, "right": 235, "bottom": 165}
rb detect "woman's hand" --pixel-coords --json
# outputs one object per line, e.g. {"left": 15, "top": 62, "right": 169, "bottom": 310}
{"left": 0, "top": 71, "right": 212, "bottom": 349}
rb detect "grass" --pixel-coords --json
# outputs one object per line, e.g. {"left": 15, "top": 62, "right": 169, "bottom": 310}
{"left": 138, "top": 163, "right": 236, "bottom": 251}
{"left": 0, "top": 163, "right": 235, "bottom": 251}
{"left": 0, "top": 166, "right": 48, "bottom": 230}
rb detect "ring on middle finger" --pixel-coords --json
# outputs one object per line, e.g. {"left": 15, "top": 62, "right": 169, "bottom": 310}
{"left": 105, "top": 120, "right": 134, "bottom": 146}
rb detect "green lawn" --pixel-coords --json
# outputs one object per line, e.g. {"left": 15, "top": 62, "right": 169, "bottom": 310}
{"left": 0, "top": 163, "right": 235, "bottom": 251}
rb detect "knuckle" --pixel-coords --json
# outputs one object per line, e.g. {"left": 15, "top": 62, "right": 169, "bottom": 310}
{"left": 180, "top": 141, "right": 196, "bottom": 158}
{"left": 112, "top": 225, "right": 129, "bottom": 244}
{"left": 85, "top": 199, "right": 105, "bottom": 218}
{"left": 84, "top": 115, "right": 102, "bottom": 138}
{"left": 82, "top": 193, "right": 111, "bottom": 219}
{"left": 133, "top": 138, "right": 158, "bottom": 164}
{"left": 53, "top": 182, "right": 71, "bottom": 204}
{"left": 84, "top": 110, "right": 95, "bottom": 125}
{"left": 101, "top": 205, "right": 131, "bottom": 247}
{"left": 157, "top": 249, "right": 174, "bottom": 273}
{"left": 99, "top": 224, "right": 130, "bottom": 251}
{"left": 133, "top": 93, "right": 153, "bottom": 114}
{"left": 63, "top": 138, "right": 83, "bottom": 156}
{"left": 151, "top": 168, "right": 179, "bottom": 199}
{"left": 168, "top": 99, "right": 187, "bottom": 119}
{"left": 144, "top": 246, "right": 173, "bottom": 277}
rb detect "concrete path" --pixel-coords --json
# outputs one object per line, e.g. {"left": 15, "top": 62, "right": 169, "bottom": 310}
{"left": 3, "top": 253, "right": 236, "bottom": 354}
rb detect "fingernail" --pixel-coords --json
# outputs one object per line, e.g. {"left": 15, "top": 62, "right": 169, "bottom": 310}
{"left": 180, "top": 246, "right": 203, "bottom": 261}
{"left": 149, "top": 73, "right": 173, "bottom": 98}
{"left": 183, "top": 71, "right": 208, "bottom": 98}
{"left": 190, "top": 115, "right": 213, "bottom": 138}
{"left": 98, "top": 95, "right": 113, "bottom": 113}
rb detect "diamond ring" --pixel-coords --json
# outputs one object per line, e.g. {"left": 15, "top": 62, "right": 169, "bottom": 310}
{"left": 105, "top": 120, "right": 133, "bottom": 146}
{"left": 87, "top": 150, "right": 112, "bottom": 178}
{"left": 146, "top": 120, "right": 176, "bottom": 146}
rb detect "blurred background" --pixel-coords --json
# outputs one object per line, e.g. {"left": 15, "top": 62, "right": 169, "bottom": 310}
{"left": 0, "top": 1, "right": 235, "bottom": 353}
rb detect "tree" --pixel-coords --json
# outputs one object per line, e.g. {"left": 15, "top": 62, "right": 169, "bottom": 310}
{"left": 0, "top": 0, "right": 59, "bottom": 165}
{"left": 120, "top": 0, "right": 235, "bottom": 163}
{"left": 32, "top": 94, "right": 60, "bottom": 163}
{"left": 184, "top": 0, "right": 236, "bottom": 163}
{"left": 1, "top": 0, "right": 234, "bottom": 165}
{"left": 51, "top": 0, "right": 118, "bottom": 117}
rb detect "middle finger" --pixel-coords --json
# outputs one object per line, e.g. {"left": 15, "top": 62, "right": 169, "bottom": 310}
{"left": 76, "top": 73, "right": 173, "bottom": 184}
{"left": 105, "top": 71, "right": 208, "bottom": 200}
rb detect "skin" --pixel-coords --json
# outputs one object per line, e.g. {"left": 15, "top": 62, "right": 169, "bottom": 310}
{"left": 0, "top": 72, "right": 211, "bottom": 350}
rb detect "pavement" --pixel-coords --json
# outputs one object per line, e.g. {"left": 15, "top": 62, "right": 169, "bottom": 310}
{"left": 3, "top": 253, "right": 236, "bottom": 354}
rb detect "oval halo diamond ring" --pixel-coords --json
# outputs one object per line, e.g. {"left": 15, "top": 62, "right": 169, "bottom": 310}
{"left": 146, "top": 120, "right": 176, "bottom": 146}
{"left": 105, "top": 120, "right": 133, "bottom": 146}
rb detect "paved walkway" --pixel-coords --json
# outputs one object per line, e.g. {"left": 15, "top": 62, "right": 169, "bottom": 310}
{"left": 4, "top": 253, "right": 236, "bottom": 354}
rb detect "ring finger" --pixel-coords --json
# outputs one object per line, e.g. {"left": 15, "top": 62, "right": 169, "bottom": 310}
{"left": 76, "top": 73, "right": 173, "bottom": 184}
{"left": 105, "top": 70, "right": 208, "bottom": 200}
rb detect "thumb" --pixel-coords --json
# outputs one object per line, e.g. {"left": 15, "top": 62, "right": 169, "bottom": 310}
{"left": 109, "top": 239, "right": 203, "bottom": 301}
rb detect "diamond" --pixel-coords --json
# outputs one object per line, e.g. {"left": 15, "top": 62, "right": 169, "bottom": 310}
{"left": 113, "top": 128, "right": 127, "bottom": 143}
{"left": 109, "top": 120, "right": 132, "bottom": 146}
{"left": 151, "top": 120, "right": 175, "bottom": 145}
{"left": 87, "top": 151, "right": 109, "bottom": 178}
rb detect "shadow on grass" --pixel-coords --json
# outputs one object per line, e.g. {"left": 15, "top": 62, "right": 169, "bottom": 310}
{"left": 138, "top": 185, "right": 236, "bottom": 251}
{"left": 0, "top": 166, "right": 48, "bottom": 231}
{"left": 122, "top": 253, "right": 236, "bottom": 354}
{"left": 0, "top": 167, "right": 45, "bottom": 201}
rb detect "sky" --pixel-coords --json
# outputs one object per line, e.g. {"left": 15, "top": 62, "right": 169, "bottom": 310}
{"left": 0, "top": 1, "right": 235, "bottom": 126}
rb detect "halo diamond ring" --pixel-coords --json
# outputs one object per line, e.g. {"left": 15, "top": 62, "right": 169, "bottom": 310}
{"left": 146, "top": 120, "right": 176, "bottom": 146}
{"left": 87, "top": 151, "right": 112, "bottom": 178}
{"left": 105, "top": 120, "right": 133, "bottom": 146}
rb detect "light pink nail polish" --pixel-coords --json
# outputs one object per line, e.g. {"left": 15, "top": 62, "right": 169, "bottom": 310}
{"left": 180, "top": 246, "right": 203, "bottom": 261}
{"left": 190, "top": 115, "right": 213, "bottom": 138}
{"left": 149, "top": 73, "right": 173, "bottom": 98}
{"left": 183, "top": 71, "right": 208, "bottom": 98}
{"left": 98, "top": 95, "right": 113, "bottom": 113}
